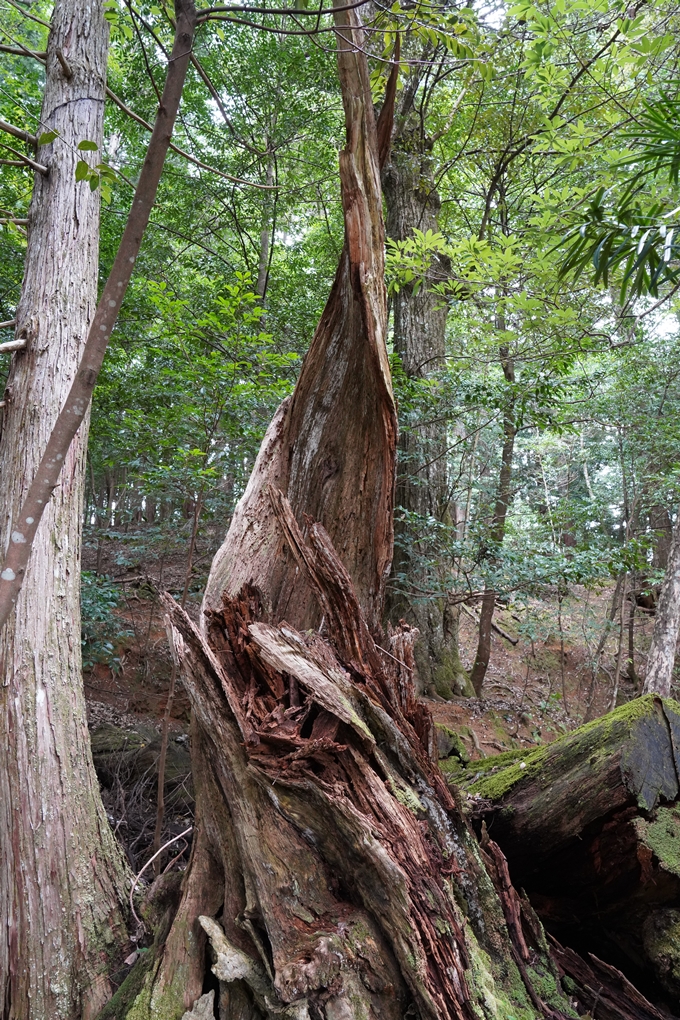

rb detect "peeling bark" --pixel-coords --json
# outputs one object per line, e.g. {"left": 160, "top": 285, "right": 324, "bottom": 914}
{"left": 153, "top": 500, "right": 566, "bottom": 1020}
{"left": 130, "top": 9, "right": 574, "bottom": 1020}
{"left": 204, "top": 2, "right": 397, "bottom": 636}
{"left": 643, "top": 512, "right": 680, "bottom": 697}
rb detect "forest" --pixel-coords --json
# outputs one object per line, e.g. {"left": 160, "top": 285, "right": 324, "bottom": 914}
{"left": 3, "top": 0, "right": 680, "bottom": 1017}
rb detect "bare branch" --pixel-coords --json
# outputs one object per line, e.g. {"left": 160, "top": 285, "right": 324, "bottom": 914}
{"left": 0, "top": 320, "right": 17, "bottom": 330}
{"left": 0, "top": 119, "right": 37, "bottom": 148}
{"left": 105, "top": 86, "right": 278, "bottom": 189}
{"left": 55, "top": 47, "right": 73, "bottom": 78}
{"left": 0, "top": 144, "right": 47, "bottom": 175}
{"left": 0, "top": 338, "right": 26, "bottom": 352}
{"left": 2, "top": 0, "right": 51, "bottom": 28}
{"left": 0, "top": 44, "right": 46, "bottom": 58}
{"left": 198, "top": 0, "right": 371, "bottom": 17}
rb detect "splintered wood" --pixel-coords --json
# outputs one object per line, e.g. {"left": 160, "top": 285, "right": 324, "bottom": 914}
{"left": 162, "top": 493, "right": 578, "bottom": 1020}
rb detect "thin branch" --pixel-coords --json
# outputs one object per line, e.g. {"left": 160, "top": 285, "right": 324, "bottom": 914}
{"left": 0, "top": 143, "right": 46, "bottom": 175}
{"left": 0, "top": 320, "right": 16, "bottom": 329}
{"left": 0, "top": 44, "right": 46, "bottom": 58}
{"left": 2, "top": 0, "right": 51, "bottom": 28}
{"left": 0, "top": 118, "right": 37, "bottom": 148}
{"left": 105, "top": 86, "right": 278, "bottom": 189}
{"left": 0, "top": 338, "right": 26, "bottom": 352}
{"left": 198, "top": 0, "right": 371, "bottom": 17}
{"left": 188, "top": 52, "right": 265, "bottom": 156}
{"left": 55, "top": 47, "right": 72, "bottom": 79}
{"left": 129, "top": 826, "right": 193, "bottom": 930}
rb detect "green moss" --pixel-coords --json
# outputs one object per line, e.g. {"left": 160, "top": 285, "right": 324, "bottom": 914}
{"left": 95, "top": 953, "right": 154, "bottom": 1020}
{"left": 525, "top": 965, "right": 565, "bottom": 1010}
{"left": 433, "top": 649, "right": 474, "bottom": 699}
{"left": 449, "top": 695, "right": 680, "bottom": 804}
{"left": 464, "top": 935, "right": 537, "bottom": 1020}
{"left": 468, "top": 745, "right": 552, "bottom": 801}
{"left": 436, "top": 724, "right": 471, "bottom": 764}
{"left": 635, "top": 806, "right": 680, "bottom": 876}
{"left": 643, "top": 908, "right": 680, "bottom": 994}
{"left": 388, "top": 775, "right": 424, "bottom": 814}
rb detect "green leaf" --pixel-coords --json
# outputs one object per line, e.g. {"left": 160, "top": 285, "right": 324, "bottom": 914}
{"left": 75, "top": 160, "right": 90, "bottom": 182}
{"left": 38, "top": 130, "right": 59, "bottom": 145}
{"left": 89, "top": 173, "right": 100, "bottom": 191}
{"left": 77, "top": 140, "right": 99, "bottom": 151}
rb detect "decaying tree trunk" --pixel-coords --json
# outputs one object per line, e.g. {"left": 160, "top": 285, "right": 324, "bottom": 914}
{"left": 118, "top": 10, "right": 577, "bottom": 1019}
{"left": 448, "top": 694, "right": 680, "bottom": 1013}
{"left": 643, "top": 512, "right": 680, "bottom": 697}
{"left": 203, "top": 6, "right": 397, "bottom": 637}
{"left": 382, "top": 88, "right": 470, "bottom": 700}
{"left": 151, "top": 500, "right": 570, "bottom": 1020}
{"left": 0, "top": 5, "right": 130, "bottom": 1017}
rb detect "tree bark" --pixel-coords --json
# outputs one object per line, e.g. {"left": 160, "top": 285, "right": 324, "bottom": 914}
{"left": 382, "top": 116, "right": 469, "bottom": 699}
{"left": 154, "top": 503, "right": 568, "bottom": 1020}
{"left": 0, "top": 4, "right": 129, "bottom": 1018}
{"left": 650, "top": 505, "right": 673, "bottom": 570}
{"left": 0, "top": 0, "right": 198, "bottom": 627}
{"left": 450, "top": 695, "right": 680, "bottom": 1012}
{"left": 643, "top": 511, "right": 680, "bottom": 697}
{"left": 122, "top": 12, "right": 574, "bottom": 1020}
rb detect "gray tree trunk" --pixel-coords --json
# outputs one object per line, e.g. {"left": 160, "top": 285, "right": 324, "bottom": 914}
{"left": 0, "top": 5, "right": 128, "bottom": 1018}
{"left": 643, "top": 511, "right": 680, "bottom": 697}
{"left": 383, "top": 130, "right": 470, "bottom": 699}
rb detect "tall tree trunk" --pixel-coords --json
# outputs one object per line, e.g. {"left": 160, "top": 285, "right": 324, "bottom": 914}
{"left": 383, "top": 131, "right": 469, "bottom": 699}
{"left": 124, "top": 14, "right": 572, "bottom": 1020}
{"left": 650, "top": 504, "right": 672, "bottom": 570}
{"left": 0, "top": 4, "right": 129, "bottom": 1018}
{"left": 643, "top": 510, "right": 680, "bottom": 697}
{"left": 469, "top": 345, "right": 516, "bottom": 696}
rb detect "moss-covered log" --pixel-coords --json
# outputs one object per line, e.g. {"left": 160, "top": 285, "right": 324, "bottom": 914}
{"left": 446, "top": 696, "right": 680, "bottom": 1011}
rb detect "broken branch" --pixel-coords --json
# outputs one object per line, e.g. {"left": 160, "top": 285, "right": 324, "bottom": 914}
{"left": 0, "top": 119, "right": 37, "bottom": 148}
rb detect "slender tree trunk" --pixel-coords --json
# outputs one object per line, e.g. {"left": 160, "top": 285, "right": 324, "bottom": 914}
{"left": 255, "top": 149, "right": 276, "bottom": 302}
{"left": 470, "top": 349, "right": 516, "bottom": 696}
{"left": 0, "top": 4, "right": 129, "bottom": 1017}
{"left": 382, "top": 116, "right": 469, "bottom": 698}
{"left": 643, "top": 511, "right": 680, "bottom": 697}
{"left": 650, "top": 504, "right": 672, "bottom": 569}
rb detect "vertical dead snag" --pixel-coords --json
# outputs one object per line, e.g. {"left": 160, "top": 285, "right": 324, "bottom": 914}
{"left": 203, "top": 0, "right": 397, "bottom": 636}
{"left": 143, "top": 5, "right": 572, "bottom": 1019}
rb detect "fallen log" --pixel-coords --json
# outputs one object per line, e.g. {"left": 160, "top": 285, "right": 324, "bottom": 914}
{"left": 446, "top": 695, "right": 680, "bottom": 1012}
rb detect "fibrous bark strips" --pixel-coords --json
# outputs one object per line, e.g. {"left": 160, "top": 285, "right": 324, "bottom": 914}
{"left": 142, "top": 6, "right": 569, "bottom": 1018}
{"left": 202, "top": 1, "right": 397, "bottom": 638}
{"left": 160, "top": 496, "right": 568, "bottom": 1020}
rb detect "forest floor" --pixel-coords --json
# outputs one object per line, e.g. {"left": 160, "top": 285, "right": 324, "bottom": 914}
{"left": 81, "top": 528, "right": 661, "bottom": 881}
